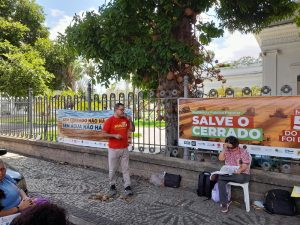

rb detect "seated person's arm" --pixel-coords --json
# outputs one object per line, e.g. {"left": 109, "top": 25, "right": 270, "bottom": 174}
{"left": 218, "top": 150, "right": 226, "bottom": 161}
{"left": 0, "top": 199, "right": 32, "bottom": 217}
{"left": 0, "top": 206, "right": 20, "bottom": 217}
{"left": 219, "top": 143, "right": 231, "bottom": 161}
{"left": 19, "top": 189, "right": 28, "bottom": 200}
{"left": 235, "top": 163, "right": 248, "bottom": 174}
{"left": 235, "top": 152, "right": 251, "bottom": 174}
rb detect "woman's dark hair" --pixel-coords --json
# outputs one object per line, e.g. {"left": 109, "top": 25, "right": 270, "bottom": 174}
{"left": 10, "top": 203, "right": 67, "bottom": 225}
{"left": 224, "top": 136, "right": 239, "bottom": 148}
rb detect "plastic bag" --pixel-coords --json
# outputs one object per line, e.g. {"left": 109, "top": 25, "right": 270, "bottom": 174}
{"left": 211, "top": 182, "right": 231, "bottom": 203}
{"left": 150, "top": 172, "right": 165, "bottom": 186}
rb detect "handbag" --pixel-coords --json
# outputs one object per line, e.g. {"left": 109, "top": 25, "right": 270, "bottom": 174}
{"left": 164, "top": 173, "right": 181, "bottom": 188}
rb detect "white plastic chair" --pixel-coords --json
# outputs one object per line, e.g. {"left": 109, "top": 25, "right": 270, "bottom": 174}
{"left": 227, "top": 182, "right": 250, "bottom": 212}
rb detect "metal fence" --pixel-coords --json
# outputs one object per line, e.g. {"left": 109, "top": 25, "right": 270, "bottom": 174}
{"left": 0, "top": 88, "right": 174, "bottom": 155}
{"left": 0, "top": 84, "right": 299, "bottom": 173}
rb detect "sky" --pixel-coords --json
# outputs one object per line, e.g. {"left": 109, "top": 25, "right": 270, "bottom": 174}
{"left": 36, "top": 0, "right": 261, "bottom": 63}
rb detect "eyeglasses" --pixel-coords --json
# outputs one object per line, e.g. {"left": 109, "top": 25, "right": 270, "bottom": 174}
{"left": 225, "top": 143, "right": 235, "bottom": 149}
{"left": 118, "top": 108, "right": 125, "bottom": 111}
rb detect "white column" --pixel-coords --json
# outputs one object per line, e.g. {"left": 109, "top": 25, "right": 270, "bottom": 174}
{"left": 262, "top": 50, "right": 278, "bottom": 95}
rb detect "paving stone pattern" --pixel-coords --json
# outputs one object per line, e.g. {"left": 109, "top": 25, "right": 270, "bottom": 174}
{"left": 3, "top": 153, "right": 300, "bottom": 225}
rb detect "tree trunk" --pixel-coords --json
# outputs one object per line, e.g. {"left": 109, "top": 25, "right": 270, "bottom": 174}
{"left": 158, "top": 12, "right": 196, "bottom": 157}
{"left": 165, "top": 99, "right": 178, "bottom": 156}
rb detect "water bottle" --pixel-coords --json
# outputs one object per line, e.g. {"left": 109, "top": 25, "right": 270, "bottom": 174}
{"left": 190, "top": 152, "right": 195, "bottom": 161}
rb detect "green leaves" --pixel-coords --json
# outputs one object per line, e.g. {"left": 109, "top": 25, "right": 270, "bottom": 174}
{"left": 0, "top": 0, "right": 81, "bottom": 96}
{"left": 0, "top": 41, "right": 53, "bottom": 96}
{"left": 216, "top": 0, "right": 297, "bottom": 33}
{"left": 0, "top": 0, "right": 51, "bottom": 96}
{"left": 295, "top": 4, "right": 300, "bottom": 28}
{"left": 65, "top": 0, "right": 297, "bottom": 90}
{"left": 0, "top": 0, "right": 82, "bottom": 96}
{"left": 66, "top": 0, "right": 192, "bottom": 88}
{"left": 1, "top": 0, "right": 48, "bottom": 44}
{"left": 197, "top": 22, "right": 223, "bottom": 45}
{"left": 0, "top": 17, "right": 30, "bottom": 45}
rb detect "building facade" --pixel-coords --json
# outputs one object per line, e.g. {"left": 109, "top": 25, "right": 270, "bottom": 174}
{"left": 203, "top": 63, "right": 262, "bottom": 94}
{"left": 256, "top": 20, "right": 300, "bottom": 95}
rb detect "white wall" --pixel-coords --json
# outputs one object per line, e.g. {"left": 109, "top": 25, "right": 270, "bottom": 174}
{"left": 203, "top": 64, "right": 262, "bottom": 94}
{"left": 257, "top": 23, "right": 300, "bottom": 95}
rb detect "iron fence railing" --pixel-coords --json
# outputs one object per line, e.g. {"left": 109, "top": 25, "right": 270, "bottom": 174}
{"left": 0, "top": 84, "right": 299, "bottom": 174}
{"left": 0, "top": 90, "right": 173, "bottom": 155}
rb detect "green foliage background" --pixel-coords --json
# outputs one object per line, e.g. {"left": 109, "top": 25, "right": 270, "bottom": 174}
{"left": 66, "top": 0, "right": 297, "bottom": 90}
{"left": 0, "top": 0, "right": 78, "bottom": 96}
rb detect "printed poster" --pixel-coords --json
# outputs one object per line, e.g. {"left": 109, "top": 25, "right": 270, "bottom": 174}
{"left": 178, "top": 96, "right": 300, "bottom": 159}
{"left": 57, "top": 109, "right": 132, "bottom": 148}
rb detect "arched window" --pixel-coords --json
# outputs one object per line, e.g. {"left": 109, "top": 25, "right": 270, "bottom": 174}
{"left": 298, "top": 75, "right": 300, "bottom": 95}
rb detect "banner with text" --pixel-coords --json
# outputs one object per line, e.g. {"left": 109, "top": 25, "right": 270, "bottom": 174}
{"left": 57, "top": 109, "right": 132, "bottom": 148}
{"left": 178, "top": 97, "right": 300, "bottom": 159}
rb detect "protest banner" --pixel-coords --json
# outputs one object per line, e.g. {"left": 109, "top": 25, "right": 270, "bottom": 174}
{"left": 178, "top": 96, "right": 300, "bottom": 159}
{"left": 57, "top": 109, "right": 132, "bottom": 148}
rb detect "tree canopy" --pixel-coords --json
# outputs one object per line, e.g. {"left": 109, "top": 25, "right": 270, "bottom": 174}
{"left": 0, "top": 0, "right": 51, "bottom": 96}
{"left": 0, "top": 41, "right": 53, "bottom": 96}
{"left": 66, "top": 0, "right": 297, "bottom": 93}
{"left": 34, "top": 36, "right": 79, "bottom": 91}
{"left": 0, "top": 0, "right": 48, "bottom": 45}
{"left": 0, "top": 0, "right": 79, "bottom": 96}
{"left": 295, "top": 5, "right": 300, "bottom": 29}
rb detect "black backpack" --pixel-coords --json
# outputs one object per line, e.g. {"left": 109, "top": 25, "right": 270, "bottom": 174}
{"left": 197, "top": 171, "right": 216, "bottom": 198}
{"left": 264, "top": 189, "right": 297, "bottom": 216}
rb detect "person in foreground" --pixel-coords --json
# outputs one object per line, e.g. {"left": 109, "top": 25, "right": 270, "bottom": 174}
{"left": 218, "top": 136, "right": 251, "bottom": 213}
{"left": 0, "top": 159, "right": 34, "bottom": 217}
{"left": 10, "top": 203, "right": 67, "bottom": 225}
{"left": 102, "top": 103, "right": 135, "bottom": 196}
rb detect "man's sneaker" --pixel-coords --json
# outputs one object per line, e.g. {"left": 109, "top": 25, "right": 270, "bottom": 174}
{"left": 220, "top": 201, "right": 232, "bottom": 213}
{"left": 124, "top": 186, "right": 133, "bottom": 196}
{"left": 109, "top": 185, "right": 117, "bottom": 196}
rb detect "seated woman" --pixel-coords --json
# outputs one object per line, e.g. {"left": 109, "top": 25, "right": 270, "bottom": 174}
{"left": 0, "top": 159, "right": 34, "bottom": 217}
{"left": 218, "top": 136, "right": 251, "bottom": 213}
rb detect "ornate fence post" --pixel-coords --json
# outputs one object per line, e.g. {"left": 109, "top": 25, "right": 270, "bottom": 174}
{"left": 28, "top": 88, "right": 33, "bottom": 138}
{"left": 183, "top": 75, "right": 189, "bottom": 160}
{"left": 87, "top": 82, "right": 92, "bottom": 111}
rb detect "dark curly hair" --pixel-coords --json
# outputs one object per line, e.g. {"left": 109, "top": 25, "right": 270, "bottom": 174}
{"left": 10, "top": 203, "right": 67, "bottom": 225}
{"left": 224, "top": 136, "right": 239, "bottom": 148}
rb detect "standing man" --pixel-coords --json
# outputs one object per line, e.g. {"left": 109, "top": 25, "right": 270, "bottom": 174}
{"left": 102, "top": 103, "right": 134, "bottom": 196}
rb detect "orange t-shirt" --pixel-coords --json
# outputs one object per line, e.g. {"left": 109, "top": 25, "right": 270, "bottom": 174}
{"left": 102, "top": 116, "right": 130, "bottom": 149}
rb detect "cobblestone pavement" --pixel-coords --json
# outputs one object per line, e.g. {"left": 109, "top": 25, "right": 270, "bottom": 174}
{"left": 3, "top": 153, "right": 300, "bottom": 225}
